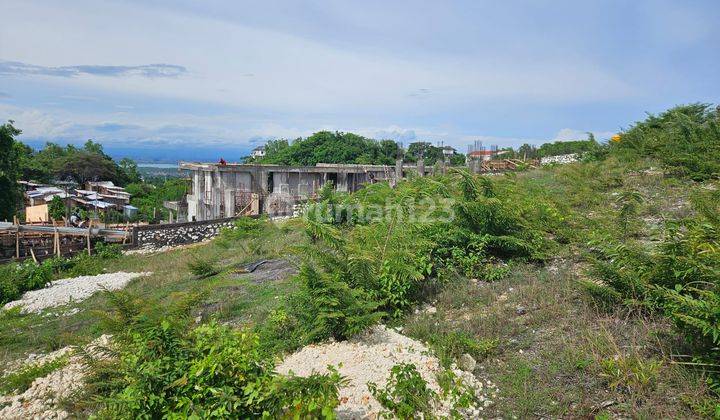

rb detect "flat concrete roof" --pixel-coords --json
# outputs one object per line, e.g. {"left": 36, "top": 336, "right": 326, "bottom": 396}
{"left": 178, "top": 162, "right": 418, "bottom": 174}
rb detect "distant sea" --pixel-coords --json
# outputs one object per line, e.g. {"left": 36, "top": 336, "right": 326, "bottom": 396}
{"left": 136, "top": 163, "right": 178, "bottom": 168}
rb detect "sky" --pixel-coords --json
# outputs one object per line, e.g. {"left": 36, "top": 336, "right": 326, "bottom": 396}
{"left": 1, "top": 0, "right": 718, "bottom": 161}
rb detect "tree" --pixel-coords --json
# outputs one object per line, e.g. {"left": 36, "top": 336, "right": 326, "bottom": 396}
{"left": 0, "top": 121, "right": 22, "bottom": 221}
{"left": 405, "top": 142, "right": 444, "bottom": 165}
{"left": 48, "top": 195, "right": 66, "bottom": 221}
{"left": 119, "top": 158, "right": 142, "bottom": 184}
{"left": 517, "top": 143, "right": 538, "bottom": 159}
{"left": 255, "top": 132, "right": 401, "bottom": 166}
{"left": 55, "top": 151, "right": 121, "bottom": 185}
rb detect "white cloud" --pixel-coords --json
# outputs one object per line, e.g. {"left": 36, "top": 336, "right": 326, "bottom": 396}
{"left": 553, "top": 128, "right": 616, "bottom": 142}
{"left": 0, "top": 0, "right": 635, "bottom": 117}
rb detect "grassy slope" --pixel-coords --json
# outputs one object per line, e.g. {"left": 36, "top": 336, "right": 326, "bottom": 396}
{"left": 0, "top": 221, "right": 304, "bottom": 367}
{"left": 1, "top": 158, "right": 716, "bottom": 417}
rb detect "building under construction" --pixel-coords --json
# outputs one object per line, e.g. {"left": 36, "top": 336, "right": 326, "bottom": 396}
{"left": 177, "top": 160, "right": 435, "bottom": 221}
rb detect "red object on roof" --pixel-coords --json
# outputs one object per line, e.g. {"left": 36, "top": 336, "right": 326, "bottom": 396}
{"left": 219, "top": 158, "right": 227, "bottom": 165}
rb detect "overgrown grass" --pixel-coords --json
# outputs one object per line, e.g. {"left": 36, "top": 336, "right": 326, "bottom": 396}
{"left": 2, "top": 104, "right": 719, "bottom": 417}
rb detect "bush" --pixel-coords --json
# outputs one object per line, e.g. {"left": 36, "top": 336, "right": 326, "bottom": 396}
{"left": 599, "top": 354, "right": 662, "bottom": 393}
{"left": 100, "top": 320, "right": 343, "bottom": 418}
{"left": 612, "top": 103, "right": 720, "bottom": 181}
{"left": 588, "top": 188, "right": 720, "bottom": 390}
{"left": 0, "top": 260, "right": 54, "bottom": 304}
{"left": 187, "top": 257, "right": 220, "bottom": 278}
{"left": 289, "top": 263, "right": 385, "bottom": 342}
{"left": 367, "top": 362, "right": 437, "bottom": 419}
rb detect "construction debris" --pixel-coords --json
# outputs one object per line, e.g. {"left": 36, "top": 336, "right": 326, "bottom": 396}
{"left": 0, "top": 335, "right": 112, "bottom": 420}
{"left": 3, "top": 272, "right": 151, "bottom": 313}
{"left": 276, "top": 325, "right": 497, "bottom": 418}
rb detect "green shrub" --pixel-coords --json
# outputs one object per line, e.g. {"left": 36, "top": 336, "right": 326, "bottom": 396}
{"left": 100, "top": 320, "right": 342, "bottom": 418}
{"left": 612, "top": 103, "right": 720, "bottom": 181}
{"left": 0, "top": 260, "right": 54, "bottom": 305}
{"left": 425, "top": 330, "right": 498, "bottom": 368}
{"left": 599, "top": 354, "right": 661, "bottom": 392}
{"left": 289, "top": 264, "right": 385, "bottom": 342}
{"left": 187, "top": 257, "right": 220, "bottom": 278}
{"left": 219, "top": 216, "right": 266, "bottom": 241}
{"left": 94, "top": 242, "right": 122, "bottom": 259}
{"left": 368, "top": 362, "right": 437, "bottom": 419}
{"left": 588, "top": 188, "right": 720, "bottom": 391}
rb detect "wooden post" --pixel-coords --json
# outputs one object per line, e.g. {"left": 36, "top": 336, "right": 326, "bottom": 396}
{"left": 30, "top": 248, "right": 38, "bottom": 263}
{"left": 87, "top": 228, "right": 92, "bottom": 256}
{"left": 54, "top": 228, "right": 61, "bottom": 257}
{"left": 14, "top": 216, "right": 20, "bottom": 259}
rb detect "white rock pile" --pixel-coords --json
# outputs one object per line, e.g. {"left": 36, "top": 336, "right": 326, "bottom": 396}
{"left": 3, "top": 272, "right": 151, "bottom": 313}
{"left": 276, "top": 325, "right": 498, "bottom": 418}
{"left": 540, "top": 153, "right": 579, "bottom": 165}
{"left": 0, "top": 335, "right": 112, "bottom": 420}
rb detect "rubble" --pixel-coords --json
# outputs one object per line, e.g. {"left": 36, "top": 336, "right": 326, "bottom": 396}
{"left": 0, "top": 335, "right": 112, "bottom": 420}
{"left": 276, "top": 325, "right": 497, "bottom": 418}
{"left": 3, "top": 272, "right": 151, "bottom": 313}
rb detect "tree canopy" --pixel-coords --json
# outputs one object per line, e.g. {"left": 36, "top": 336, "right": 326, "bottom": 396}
{"left": 537, "top": 137, "right": 600, "bottom": 157}
{"left": 250, "top": 131, "right": 465, "bottom": 166}
{"left": 251, "top": 131, "right": 403, "bottom": 166}
{"left": 13, "top": 138, "right": 140, "bottom": 186}
{"left": 0, "top": 122, "right": 22, "bottom": 220}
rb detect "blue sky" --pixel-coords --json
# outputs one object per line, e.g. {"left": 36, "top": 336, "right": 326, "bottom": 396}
{"left": 1, "top": 0, "right": 718, "bottom": 160}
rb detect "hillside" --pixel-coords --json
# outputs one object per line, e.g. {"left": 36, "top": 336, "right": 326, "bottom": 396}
{"left": 1, "top": 105, "right": 719, "bottom": 418}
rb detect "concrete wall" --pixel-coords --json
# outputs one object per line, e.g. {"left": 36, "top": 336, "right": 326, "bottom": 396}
{"left": 180, "top": 162, "right": 433, "bottom": 221}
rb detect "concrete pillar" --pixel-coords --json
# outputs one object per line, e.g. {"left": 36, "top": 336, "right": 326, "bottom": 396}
{"left": 417, "top": 159, "right": 425, "bottom": 177}
{"left": 337, "top": 172, "right": 348, "bottom": 192}
{"left": 395, "top": 159, "right": 403, "bottom": 181}
{"left": 250, "top": 167, "right": 269, "bottom": 213}
{"left": 467, "top": 158, "right": 475, "bottom": 174}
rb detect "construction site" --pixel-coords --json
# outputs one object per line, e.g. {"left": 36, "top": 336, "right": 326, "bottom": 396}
{"left": 0, "top": 152, "right": 540, "bottom": 262}
{"left": 176, "top": 152, "right": 537, "bottom": 221}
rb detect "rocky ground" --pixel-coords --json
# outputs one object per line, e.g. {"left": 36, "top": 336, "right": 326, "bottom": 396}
{"left": 276, "top": 325, "right": 498, "bottom": 418}
{"left": 3, "top": 272, "right": 151, "bottom": 313}
{"left": 0, "top": 335, "right": 112, "bottom": 420}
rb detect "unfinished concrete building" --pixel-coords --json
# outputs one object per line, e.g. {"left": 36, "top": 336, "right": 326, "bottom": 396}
{"left": 178, "top": 161, "right": 433, "bottom": 220}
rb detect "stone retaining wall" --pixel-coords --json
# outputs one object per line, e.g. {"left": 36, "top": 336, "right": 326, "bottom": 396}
{"left": 540, "top": 153, "right": 579, "bottom": 165}
{"left": 132, "top": 217, "right": 245, "bottom": 248}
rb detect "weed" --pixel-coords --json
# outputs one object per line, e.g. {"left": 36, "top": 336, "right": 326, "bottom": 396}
{"left": 187, "top": 257, "right": 220, "bottom": 278}
{"left": 368, "top": 362, "right": 437, "bottom": 419}
{"left": 599, "top": 354, "right": 662, "bottom": 392}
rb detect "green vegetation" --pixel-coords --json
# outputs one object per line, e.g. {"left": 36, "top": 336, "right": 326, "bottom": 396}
{"left": 2, "top": 103, "right": 719, "bottom": 418}
{"left": 0, "top": 121, "right": 23, "bottom": 220}
{"left": 251, "top": 131, "right": 402, "bottom": 165}
{"left": 611, "top": 103, "right": 720, "bottom": 180}
{"left": 186, "top": 256, "right": 220, "bottom": 278}
{"left": 0, "top": 355, "right": 68, "bottom": 394}
{"left": 249, "top": 131, "right": 466, "bottom": 166}
{"left": 91, "top": 294, "right": 343, "bottom": 418}
{"left": 48, "top": 195, "right": 66, "bottom": 220}
{"left": 14, "top": 138, "right": 140, "bottom": 186}
{"left": 368, "top": 362, "right": 436, "bottom": 419}
{"left": 0, "top": 243, "right": 121, "bottom": 305}
{"left": 124, "top": 178, "right": 189, "bottom": 222}
{"left": 538, "top": 136, "right": 601, "bottom": 157}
